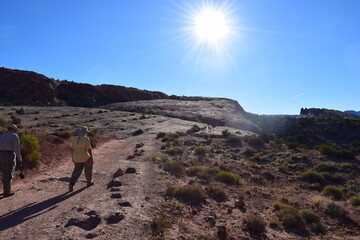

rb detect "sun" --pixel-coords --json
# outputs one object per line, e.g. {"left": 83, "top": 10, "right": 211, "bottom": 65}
{"left": 194, "top": 8, "right": 230, "bottom": 43}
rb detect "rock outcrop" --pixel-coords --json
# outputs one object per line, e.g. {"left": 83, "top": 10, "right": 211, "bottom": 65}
{"left": 0, "top": 67, "right": 168, "bottom": 107}
{"left": 299, "top": 108, "right": 359, "bottom": 120}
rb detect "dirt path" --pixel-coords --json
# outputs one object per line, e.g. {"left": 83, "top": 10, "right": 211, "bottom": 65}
{"left": 0, "top": 139, "right": 164, "bottom": 240}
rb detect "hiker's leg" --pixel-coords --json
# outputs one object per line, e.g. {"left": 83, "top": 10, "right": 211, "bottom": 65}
{"left": 84, "top": 158, "right": 93, "bottom": 184}
{"left": 1, "top": 153, "right": 15, "bottom": 194}
{"left": 69, "top": 162, "right": 84, "bottom": 186}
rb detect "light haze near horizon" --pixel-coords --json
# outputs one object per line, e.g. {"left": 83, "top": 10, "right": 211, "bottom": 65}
{"left": 1, "top": 0, "right": 360, "bottom": 114}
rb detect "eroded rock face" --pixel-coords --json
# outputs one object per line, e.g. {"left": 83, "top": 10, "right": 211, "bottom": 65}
{"left": 0, "top": 68, "right": 57, "bottom": 105}
{"left": 0, "top": 67, "right": 168, "bottom": 107}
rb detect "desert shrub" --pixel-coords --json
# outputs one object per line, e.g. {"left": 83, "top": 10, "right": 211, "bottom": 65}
{"left": 318, "top": 145, "right": 337, "bottom": 156}
{"left": 87, "top": 128, "right": 98, "bottom": 148}
{"left": 16, "top": 108, "right": 25, "bottom": 115}
{"left": 0, "top": 118, "right": 5, "bottom": 127}
{"left": 274, "top": 204, "right": 306, "bottom": 230}
{"left": 321, "top": 172, "right": 346, "bottom": 185}
{"left": 247, "top": 136, "right": 265, "bottom": 149}
{"left": 216, "top": 171, "right": 238, "bottom": 185}
{"left": 206, "top": 186, "right": 228, "bottom": 202}
{"left": 186, "top": 166, "right": 204, "bottom": 176}
{"left": 244, "top": 213, "right": 267, "bottom": 233}
{"left": 151, "top": 214, "right": 172, "bottom": 235}
{"left": 221, "top": 129, "right": 231, "bottom": 138}
{"left": 226, "top": 135, "right": 242, "bottom": 147}
{"left": 349, "top": 196, "right": 360, "bottom": 207}
{"left": 165, "top": 147, "right": 184, "bottom": 156}
{"left": 150, "top": 154, "right": 158, "bottom": 163}
{"left": 243, "top": 147, "right": 254, "bottom": 157}
{"left": 322, "top": 186, "right": 345, "bottom": 201}
{"left": 54, "top": 130, "right": 72, "bottom": 139}
{"left": 156, "top": 132, "right": 166, "bottom": 139}
{"left": 10, "top": 115, "right": 21, "bottom": 125}
{"left": 19, "top": 132, "right": 42, "bottom": 167}
{"left": 299, "top": 210, "right": 320, "bottom": 224}
{"left": 165, "top": 185, "right": 178, "bottom": 197}
{"left": 174, "top": 184, "right": 208, "bottom": 205}
{"left": 205, "top": 167, "right": 220, "bottom": 176}
{"left": 324, "top": 202, "right": 350, "bottom": 221}
{"left": 336, "top": 149, "right": 355, "bottom": 159}
{"left": 316, "top": 162, "right": 337, "bottom": 172}
{"left": 194, "top": 146, "right": 207, "bottom": 156}
{"left": 301, "top": 170, "right": 325, "bottom": 185}
{"left": 162, "top": 160, "right": 186, "bottom": 177}
{"left": 339, "top": 163, "right": 359, "bottom": 173}
{"left": 287, "top": 142, "right": 298, "bottom": 150}
{"left": 187, "top": 125, "right": 201, "bottom": 134}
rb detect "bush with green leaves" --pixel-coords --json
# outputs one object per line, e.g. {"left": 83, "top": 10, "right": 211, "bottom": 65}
{"left": 16, "top": 108, "right": 25, "bottom": 115}
{"left": 166, "top": 184, "right": 207, "bottom": 205}
{"left": 349, "top": 196, "right": 360, "bottom": 207}
{"left": 164, "top": 147, "right": 184, "bottom": 156}
{"left": 206, "top": 185, "right": 228, "bottom": 202}
{"left": 244, "top": 213, "right": 267, "bottom": 233}
{"left": 20, "top": 132, "right": 42, "bottom": 167}
{"left": 187, "top": 125, "right": 201, "bottom": 134}
{"left": 301, "top": 170, "right": 326, "bottom": 185}
{"left": 186, "top": 166, "right": 204, "bottom": 176}
{"left": 226, "top": 135, "right": 242, "bottom": 147}
{"left": 299, "top": 210, "right": 320, "bottom": 224}
{"left": 162, "top": 160, "right": 186, "bottom": 177}
{"left": 274, "top": 204, "right": 306, "bottom": 230}
{"left": 151, "top": 215, "right": 172, "bottom": 235}
{"left": 0, "top": 118, "right": 5, "bottom": 127}
{"left": 324, "top": 202, "right": 350, "bottom": 221}
{"left": 247, "top": 136, "right": 265, "bottom": 149}
{"left": 221, "top": 129, "right": 231, "bottom": 138}
{"left": 336, "top": 149, "right": 355, "bottom": 159}
{"left": 322, "top": 186, "right": 345, "bottom": 201}
{"left": 194, "top": 146, "right": 207, "bottom": 156}
{"left": 318, "top": 145, "right": 337, "bottom": 156}
{"left": 216, "top": 171, "right": 238, "bottom": 185}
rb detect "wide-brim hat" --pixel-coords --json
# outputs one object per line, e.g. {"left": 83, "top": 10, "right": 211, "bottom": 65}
{"left": 78, "top": 126, "right": 90, "bottom": 134}
{"left": 6, "top": 123, "right": 18, "bottom": 130}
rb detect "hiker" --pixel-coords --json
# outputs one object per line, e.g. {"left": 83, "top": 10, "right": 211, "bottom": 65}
{"left": 68, "top": 126, "right": 94, "bottom": 192}
{"left": 0, "top": 123, "right": 22, "bottom": 197}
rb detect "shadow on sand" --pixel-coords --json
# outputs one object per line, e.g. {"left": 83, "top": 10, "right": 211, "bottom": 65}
{"left": 0, "top": 187, "right": 86, "bottom": 231}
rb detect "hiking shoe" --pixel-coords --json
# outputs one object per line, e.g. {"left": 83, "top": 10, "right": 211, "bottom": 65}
{"left": 4, "top": 192, "right": 15, "bottom": 197}
{"left": 68, "top": 184, "right": 74, "bottom": 192}
{"left": 87, "top": 182, "right": 94, "bottom": 187}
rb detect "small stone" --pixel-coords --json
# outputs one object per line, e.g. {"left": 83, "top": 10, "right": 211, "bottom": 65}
{"left": 205, "top": 216, "right": 216, "bottom": 226}
{"left": 118, "top": 201, "right": 132, "bottom": 207}
{"left": 112, "top": 168, "right": 124, "bottom": 178}
{"left": 235, "top": 199, "right": 245, "bottom": 209}
{"left": 125, "top": 167, "right": 136, "bottom": 174}
{"left": 85, "top": 233, "right": 97, "bottom": 239}
{"left": 227, "top": 208, "right": 233, "bottom": 214}
{"left": 106, "top": 210, "right": 125, "bottom": 224}
{"left": 107, "top": 179, "right": 122, "bottom": 188}
{"left": 111, "top": 193, "right": 122, "bottom": 199}
{"left": 135, "top": 143, "right": 144, "bottom": 148}
{"left": 145, "top": 196, "right": 150, "bottom": 201}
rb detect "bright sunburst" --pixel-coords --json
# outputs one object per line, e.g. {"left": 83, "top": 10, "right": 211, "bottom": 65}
{"left": 194, "top": 8, "right": 230, "bottom": 43}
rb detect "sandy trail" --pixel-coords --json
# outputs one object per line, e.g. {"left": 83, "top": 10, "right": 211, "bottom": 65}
{"left": 0, "top": 139, "right": 163, "bottom": 240}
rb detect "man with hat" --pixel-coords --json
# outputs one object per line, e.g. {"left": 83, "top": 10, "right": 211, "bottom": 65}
{"left": 0, "top": 123, "right": 22, "bottom": 197}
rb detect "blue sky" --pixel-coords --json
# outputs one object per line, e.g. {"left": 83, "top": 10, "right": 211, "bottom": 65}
{"left": 1, "top": 0, "right": 359, "bottom": 114}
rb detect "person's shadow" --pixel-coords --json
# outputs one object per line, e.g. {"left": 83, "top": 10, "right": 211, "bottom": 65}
{"left": 0, "top": 187, "right": 86, "bottom": 231}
